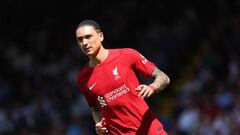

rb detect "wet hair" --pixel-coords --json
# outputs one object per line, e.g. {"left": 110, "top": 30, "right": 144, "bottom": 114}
{"left": 77, "top": 19, "right": 101, "bottom": 32}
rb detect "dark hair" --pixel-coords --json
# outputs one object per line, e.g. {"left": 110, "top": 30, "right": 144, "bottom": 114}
{"left": 77, "top": 19, "right": 101, "bottom": 32}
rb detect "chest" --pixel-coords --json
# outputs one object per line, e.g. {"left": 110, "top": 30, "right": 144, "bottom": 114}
{"left": 80, "top": 55, "right": 142, "bottom": 108}
{"left": 86, "top": 59, "right": 133, "bottom": 96}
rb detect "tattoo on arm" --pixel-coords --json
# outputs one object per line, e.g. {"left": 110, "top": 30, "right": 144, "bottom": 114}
{"left": 150, "top": 67, "right": 170, "bottom": 92}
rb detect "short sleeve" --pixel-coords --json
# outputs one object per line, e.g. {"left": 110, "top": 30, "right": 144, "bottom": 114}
{"left": 81, "top": 89, "right": 98, "bottom": 107}
{"left": 127, "top": 49, "right": 156, "bottom": 77}
{"left": 76, "top": 73, "right": 98, "bottom": 107}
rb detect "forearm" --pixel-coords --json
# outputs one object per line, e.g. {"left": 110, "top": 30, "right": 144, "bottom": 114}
{"left": 149, "top": 67, "right": 170, "bottom": 92}
{"left": 91, "top": 107, "right": 108, "bottom": 135}
{"left": 91, "top": 106, "right": 104, "bottom": 123}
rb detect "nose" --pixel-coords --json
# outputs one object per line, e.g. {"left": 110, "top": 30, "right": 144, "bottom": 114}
{"left": 82, "top": 38, "right": 88, "bottom": 46}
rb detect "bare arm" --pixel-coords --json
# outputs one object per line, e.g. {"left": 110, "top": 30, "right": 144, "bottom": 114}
{"left": 136, "top": 67, "right": 170, "bottom": 98}
{"left": 149, "top": 67, "right": 170, "bottom": 93}
{"left": 91, "top": 106, "right": 104, "bottom": 123}
{"left": 91, "top": 106, "right": 108, "bottom": 135}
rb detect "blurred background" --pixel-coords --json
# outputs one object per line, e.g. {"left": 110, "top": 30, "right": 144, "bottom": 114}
{"left": 0, "top": 0, "right": 239, "bottom": 134}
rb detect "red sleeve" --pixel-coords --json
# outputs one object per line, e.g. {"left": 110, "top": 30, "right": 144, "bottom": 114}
{"left": 126, "top": 48, "right": 156, "bottom": 77}
{"left": 81, "top": 89, "right": 98, "bottom": 107}
{"left": 76, "top": 72, "right": 98, "bottom": 107}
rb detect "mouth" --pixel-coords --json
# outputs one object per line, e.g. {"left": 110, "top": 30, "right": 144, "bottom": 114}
{"left": 84, "top": 47, "right": 91, "bottom": 52}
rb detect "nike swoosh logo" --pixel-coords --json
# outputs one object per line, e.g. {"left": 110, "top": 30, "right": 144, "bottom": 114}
{"left": 89, "top": 82, "right": 97, "bottom": 90}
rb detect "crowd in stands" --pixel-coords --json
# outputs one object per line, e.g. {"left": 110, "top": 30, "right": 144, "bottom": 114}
{"left": 0, "top": 0, "right": 239, "bottom": 134}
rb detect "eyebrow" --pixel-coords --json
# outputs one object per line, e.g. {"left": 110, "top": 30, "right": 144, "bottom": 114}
{"left": 77, "top": 34, "right": 92, "bottom": 40}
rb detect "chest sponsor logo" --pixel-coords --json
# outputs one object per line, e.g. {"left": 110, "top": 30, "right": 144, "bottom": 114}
{"left": 112, "top": 67, "right": 120, "bottom": 80}
{"left": 97, "top": 84, "right": 130, "bottom": 108}
{"left": 104, "top": 84, "right": 130, "bottom": 103}
{"left": 88, "top": 82, "right": 97, "bottom": 90}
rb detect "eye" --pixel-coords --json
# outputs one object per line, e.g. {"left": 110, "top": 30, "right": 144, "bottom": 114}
{"left": 77, "top": 37, "right": 83, "bottom": 42}
{"left": 85, "top": 35, "right": 92, "bottom": 39}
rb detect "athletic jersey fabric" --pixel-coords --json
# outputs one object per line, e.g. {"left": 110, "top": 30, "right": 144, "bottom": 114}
{"left": 77, "top": 48, "right": 167, "bottom": 135}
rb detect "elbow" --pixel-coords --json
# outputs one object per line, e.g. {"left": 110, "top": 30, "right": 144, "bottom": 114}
{"left": 165, "top": 75, "right": 170, "bottom": 86}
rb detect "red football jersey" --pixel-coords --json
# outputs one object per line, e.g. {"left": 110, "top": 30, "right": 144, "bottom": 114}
{"left": 77, "top": 48, "right": 167, "bottom": 135}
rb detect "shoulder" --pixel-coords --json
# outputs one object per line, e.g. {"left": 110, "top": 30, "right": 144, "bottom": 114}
{"left": 76, "top": 64, "right": 90, "bottom": 85}
{"left": 111, "top": 48, "right": 139, "bottom": 55}
{"left": 107, "top": 48, "right": 141, "bottom": 64}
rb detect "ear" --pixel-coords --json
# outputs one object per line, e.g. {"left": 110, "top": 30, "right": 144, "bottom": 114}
{"left": 99, "top": 32, "right": 104, "bottom": 41}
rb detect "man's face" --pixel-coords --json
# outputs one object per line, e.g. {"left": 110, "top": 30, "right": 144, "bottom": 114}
{"left": 76, "top": 25, "right": 103, "bottom": 56}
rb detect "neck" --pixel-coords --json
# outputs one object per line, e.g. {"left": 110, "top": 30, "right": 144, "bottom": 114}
{"left": 89, "top": 47, "right": 109, "bottom": 67}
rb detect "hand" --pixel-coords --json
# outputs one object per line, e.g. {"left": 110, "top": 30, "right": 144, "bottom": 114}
{"left": 95, "top": 118, "right": 108, "bottom": 135}
{"left": 135, "top": 84, "right": 156, "bottom": 99}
